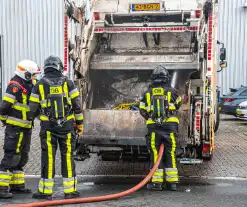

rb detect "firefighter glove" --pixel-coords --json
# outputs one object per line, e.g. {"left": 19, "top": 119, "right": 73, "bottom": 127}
{"left": 76, "top": 124, "right": 84, "bottom": 135}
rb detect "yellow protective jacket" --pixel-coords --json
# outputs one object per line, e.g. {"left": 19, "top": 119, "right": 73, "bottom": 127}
{"left": 0, "top": 75, "right": 33, "bottom": 128}
{"left": 29, "top": 71, "right": 83, "bottom": 129}
{"left": 139, "top": 84, "right": 182, "bottom": 126}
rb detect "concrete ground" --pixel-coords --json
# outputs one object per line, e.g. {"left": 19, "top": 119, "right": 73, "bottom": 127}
{"left": 1, "top": 114, "right": 247, "bottom": 206}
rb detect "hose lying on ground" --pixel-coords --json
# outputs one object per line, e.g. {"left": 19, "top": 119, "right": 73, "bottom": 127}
{"left": 5, "top": 144, "right": 164, "bottom": 207}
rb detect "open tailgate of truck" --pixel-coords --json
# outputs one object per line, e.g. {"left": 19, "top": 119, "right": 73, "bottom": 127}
{"left": 81, "top": 110, "right": 148, "bottom": 145}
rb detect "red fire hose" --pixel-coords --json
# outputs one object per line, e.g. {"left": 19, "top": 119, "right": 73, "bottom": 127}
{"left": 5, "top": 144, "right": 164, "bottom": 207}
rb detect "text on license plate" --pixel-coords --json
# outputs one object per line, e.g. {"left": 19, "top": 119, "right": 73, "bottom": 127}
{"left": 132, "top": 3, "right": 160, "bottom": 11}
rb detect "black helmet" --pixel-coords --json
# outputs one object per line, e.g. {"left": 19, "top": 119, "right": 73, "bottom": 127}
{"left": 44, "top": 55, "right": 64, "bottom": 73}
{"left": 151, "top": 65, "right": 170, "bottom": 83}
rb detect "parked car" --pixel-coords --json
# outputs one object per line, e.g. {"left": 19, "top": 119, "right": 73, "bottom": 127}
{"left": 236, "top": 100, "right": 247, "bottom": 120}
{"left": 219, "top": 86, "right": 247, "bottom": 116}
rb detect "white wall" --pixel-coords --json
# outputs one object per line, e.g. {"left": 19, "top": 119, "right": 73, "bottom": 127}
{"left": 217, "top": 0, "right": 247, "bottom": 94}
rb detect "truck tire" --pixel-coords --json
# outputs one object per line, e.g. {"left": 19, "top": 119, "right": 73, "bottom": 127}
{"left": 214, "top": 103, "right": 220, "bottom": 133}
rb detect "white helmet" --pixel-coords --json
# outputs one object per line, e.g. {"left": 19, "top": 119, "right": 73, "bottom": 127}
{"left": 15, "top": 60, "right": 41, "bottom": 81}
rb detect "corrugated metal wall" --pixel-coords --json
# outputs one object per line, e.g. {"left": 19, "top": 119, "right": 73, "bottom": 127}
{"left": 0, "top": 0, "right": 64, "bottom": 96}
{"left": 217, "top": 0, "right": 247, "bottom": 95}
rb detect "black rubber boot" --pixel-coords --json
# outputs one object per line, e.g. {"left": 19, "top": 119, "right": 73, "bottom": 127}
{"left": 10, "top": 186, "right": 32, "bottom": 194}
{"left": 166, "top": 183, "right": 178, "bottom": 191}
{"left": 0, "top": 191, "right": 13, "bottom": 199}
{"left": 32, "top": 191, "right": 52, "bottom": 200}
{"left": 146, "top": 182, "right": 163, "bottom": 191}
{"left": 64, "top": 191, "right": 80, "bottom": 199}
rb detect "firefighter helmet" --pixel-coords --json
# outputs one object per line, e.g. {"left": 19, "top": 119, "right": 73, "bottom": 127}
{"left": 15, "top": 60, "right": 40, "bottom": 81}
{"left": 151, "top": 65, "right": 170, "bottom": 83}
{"left": 44, "top": 55, "right": 64, "bottom": 73}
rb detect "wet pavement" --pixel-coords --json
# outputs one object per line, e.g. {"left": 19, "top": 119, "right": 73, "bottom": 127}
{"left": 2, "top": 177, "right": 247, "bottom": 207}
{"left": 1, "top": 114, "right": 247, "bottom": 206}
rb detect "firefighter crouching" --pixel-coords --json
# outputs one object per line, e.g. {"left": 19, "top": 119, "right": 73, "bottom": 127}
{"left": 0, "top": 60, "right": 40, "bottom": 198}
{"left": 139, "top": 66, "right": 182, "bottom": 191}
{"left": 29, "top": 56, "right": 83, "bottom": 200}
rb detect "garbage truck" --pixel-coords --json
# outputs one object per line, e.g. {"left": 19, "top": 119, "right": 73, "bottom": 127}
{"left": 65, "top": 0, "right": 227, "bottom": 164}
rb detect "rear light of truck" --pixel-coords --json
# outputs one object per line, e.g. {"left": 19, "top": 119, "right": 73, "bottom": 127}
{"left": 94, "top": 12, "right": 100, "bottom": 20}
{"left": 225, "top": 98, "right": 236, "bottom": 102}
{"left": 196, "top": 10, "right": 201, "bottom": 18}
{"left": 202, "top": 143, "right": 211, "bottom": 153}
{"left": 191, "top": 10, "right": 201, "bottom": 19}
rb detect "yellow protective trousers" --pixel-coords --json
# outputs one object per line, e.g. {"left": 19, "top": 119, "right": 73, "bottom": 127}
{"left": 146, "top": 127, "right": 179, "bottom": 184}
{"left": 38, "top": 128, "right": 77, "bottom": 195}
{"left": 0, "top": 125, "right": 31, "bottom": 192}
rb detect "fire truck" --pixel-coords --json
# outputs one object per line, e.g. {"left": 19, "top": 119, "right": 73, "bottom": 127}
{"left": 64, "top": 0, "right": 227, "bottom": 164}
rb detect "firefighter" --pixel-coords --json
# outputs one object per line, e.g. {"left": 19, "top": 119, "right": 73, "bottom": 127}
{"left": 0, "top": 60, "right": 40, "bottom": 198}
{"left": 29, "top": 55, "right": 84, "bottom": 200}
{"left": 139, "top": 66, "right": 182, "bottom": 191}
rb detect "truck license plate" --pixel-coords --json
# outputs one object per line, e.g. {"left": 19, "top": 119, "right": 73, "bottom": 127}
{"left": 131, "top": 3, "right": 160, "bottom": 11}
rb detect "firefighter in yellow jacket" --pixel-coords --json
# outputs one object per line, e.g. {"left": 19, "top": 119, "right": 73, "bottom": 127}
{"left": 29, "top": 56, "right": 83, "bottom": 200}
{"left": 0, "top": 60, "right": 40, "bottom": 198}
{"left": 139, "top": 66, "right": 182, "bottom": 191}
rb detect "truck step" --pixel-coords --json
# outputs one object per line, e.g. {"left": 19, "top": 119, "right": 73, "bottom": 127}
{"left": 179, "top": 158, "right": 203, "bottom": 164}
